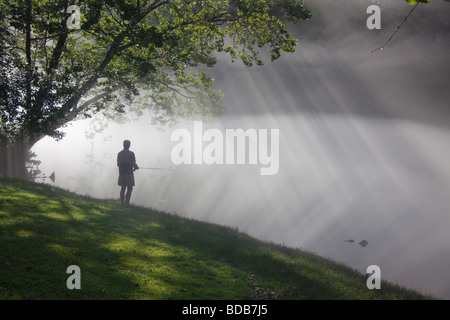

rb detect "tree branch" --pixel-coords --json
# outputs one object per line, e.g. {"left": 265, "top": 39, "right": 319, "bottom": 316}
{"left": 59, "top": 85, "right": 124, "bottom": 124}
{"left": 371, "top": 3, "right": 420, "bottom": 53}
{"left": 25, "top": 0, "right": 32, "bottom": 112}
{"left": 39, "top": 0, "right": 235, "bottom": 135}
{"left": 46, "top": 0, "right": 69, "bottom": 73}
{"left": 70, "top": 1, "right": 170, "bottom": 105}
{"left": 77, "top": 85, "right": 123, "bottom": 113}
{"left": 47, "top": 33, "right": 68, "bottom": 73}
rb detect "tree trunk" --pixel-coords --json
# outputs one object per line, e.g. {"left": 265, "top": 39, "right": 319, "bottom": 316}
{"left": 0, "top": 139, "right": 32, "bottom": 180}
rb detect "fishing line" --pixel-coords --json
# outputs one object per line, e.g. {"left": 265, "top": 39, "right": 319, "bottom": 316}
{"left": 137, "top": 167, "right": 177, "bottom": 172}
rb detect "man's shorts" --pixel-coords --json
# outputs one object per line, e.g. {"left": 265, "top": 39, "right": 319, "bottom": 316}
{"left": 118, "top": 174, "right": 135, "bottom": 187}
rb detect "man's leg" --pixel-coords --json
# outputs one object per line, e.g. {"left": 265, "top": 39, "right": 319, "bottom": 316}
{"left": 120, "top": 186, "right": 126, "bottom": 204}
{"left": 125, "top": 186, "right": 133, "bottom": 204}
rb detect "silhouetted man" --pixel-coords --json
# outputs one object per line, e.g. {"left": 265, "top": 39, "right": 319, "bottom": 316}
{"left": 117, "top": 140, "right": 139, "bottom": 205}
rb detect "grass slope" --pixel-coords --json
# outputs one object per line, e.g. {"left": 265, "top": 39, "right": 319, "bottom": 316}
{"left": 0, "top": 177, "right": 432, "bottom": 300}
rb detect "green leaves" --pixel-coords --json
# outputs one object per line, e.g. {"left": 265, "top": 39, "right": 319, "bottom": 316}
{"left": 0, "top": 0, "right": 311, "bottom": 145}
{"left": 405, "top": 0, "right": 430, "bottom": 4}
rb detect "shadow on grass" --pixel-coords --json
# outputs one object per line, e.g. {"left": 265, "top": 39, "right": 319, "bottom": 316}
{"left": 0, "top": 178, "right": 429, "bottom": 299}
{"left": 1, "top": 178, "right": 252, "bottom": 299}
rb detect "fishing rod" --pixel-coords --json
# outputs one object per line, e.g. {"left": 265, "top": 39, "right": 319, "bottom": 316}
{"left": 136, "top": 167, "right": 177, "bottom": 172}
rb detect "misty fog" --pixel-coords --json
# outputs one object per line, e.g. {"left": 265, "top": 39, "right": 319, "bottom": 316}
{"left": 33, "top": 0, "right": 450, "bottom": 298}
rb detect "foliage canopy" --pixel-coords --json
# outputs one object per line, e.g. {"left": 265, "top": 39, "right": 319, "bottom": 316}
{"left": 0, "top": 0, "right": 311, "bottom": 145}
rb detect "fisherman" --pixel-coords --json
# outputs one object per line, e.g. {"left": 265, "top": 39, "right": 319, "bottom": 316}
{"left": 117, "top": 140, "right": 139, "bottom": 205}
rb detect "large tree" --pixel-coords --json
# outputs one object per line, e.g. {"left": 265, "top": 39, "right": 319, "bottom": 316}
{"left": 0, "top": 0, "right": 311, "bottom": 179}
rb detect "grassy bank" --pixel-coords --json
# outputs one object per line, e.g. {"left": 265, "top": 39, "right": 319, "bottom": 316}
{"left": 0, "top": 177, "right": 432, "bottom": 299}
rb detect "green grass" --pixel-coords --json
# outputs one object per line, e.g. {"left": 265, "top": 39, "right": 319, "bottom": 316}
{"left": 0, "top": 177, "right": 433, "bottom": 300}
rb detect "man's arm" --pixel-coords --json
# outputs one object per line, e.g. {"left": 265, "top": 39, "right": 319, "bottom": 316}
{"left": 132, "top": 152, "right": 139, "bottom": 171}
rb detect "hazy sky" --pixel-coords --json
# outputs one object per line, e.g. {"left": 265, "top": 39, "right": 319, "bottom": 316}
{"left": 34, "top": 0, "right": 450, "bottom": 298}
